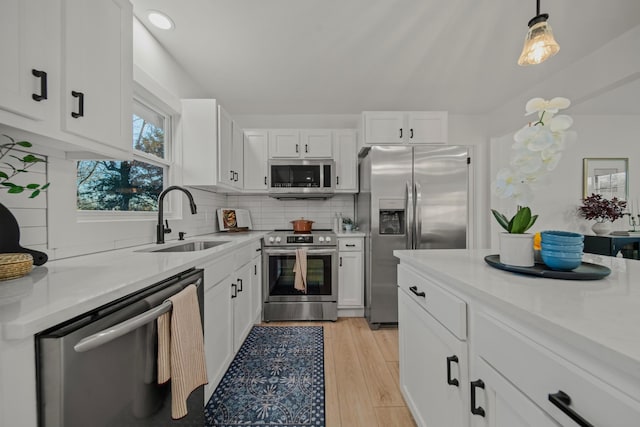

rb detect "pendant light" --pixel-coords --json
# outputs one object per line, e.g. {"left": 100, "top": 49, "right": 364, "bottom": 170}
{"left": 517, "top": 0, "right": 560, "bottom": 66}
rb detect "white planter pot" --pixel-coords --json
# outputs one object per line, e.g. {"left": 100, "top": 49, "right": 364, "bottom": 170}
{"left": 591, "top": 221, "right": 611, "bottom": 235}
{"left": 499, "top": 233, "right": 534, "bottom": 267}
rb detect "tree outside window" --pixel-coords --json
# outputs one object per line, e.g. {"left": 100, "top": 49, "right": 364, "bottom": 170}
{"left": 77, "top": 99, "right": 169, "bottom": 211}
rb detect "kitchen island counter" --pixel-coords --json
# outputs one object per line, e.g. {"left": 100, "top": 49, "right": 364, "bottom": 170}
{"left": 394, "top": 248, "right": 640, "bottom": 383}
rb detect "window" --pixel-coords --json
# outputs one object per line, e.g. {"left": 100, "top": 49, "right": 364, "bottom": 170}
{"left": 77, "top": 99, "right": 171, "bottom": 212}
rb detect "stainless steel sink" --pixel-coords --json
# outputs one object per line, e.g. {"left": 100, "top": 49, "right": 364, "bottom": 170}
{"left": 139, "top": 241, "right": 230, "bottom": 253}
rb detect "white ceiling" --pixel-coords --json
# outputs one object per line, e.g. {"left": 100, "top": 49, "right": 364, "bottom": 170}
{"left": 130, "top": 0, "right": 640, "bottom": 115}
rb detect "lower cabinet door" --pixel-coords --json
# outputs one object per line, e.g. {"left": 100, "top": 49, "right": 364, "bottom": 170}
{"left": 250, "top": 255, "right": 262, "bottom": 323}
{"left": 471, "top": 358, "right": 558, "bottom": 427}
{"left": 204, "top": 276, "right": 234, "bottom": 402}
{"left": 232, "top": 264, "right": 253, "bottom": 352}
{"left": 398, "top": 289, "right": 468, "bottom": 427}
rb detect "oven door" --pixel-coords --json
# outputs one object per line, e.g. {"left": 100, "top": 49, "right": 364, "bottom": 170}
{"left": 263, "top": 247, "right": 337, "bottom": 302}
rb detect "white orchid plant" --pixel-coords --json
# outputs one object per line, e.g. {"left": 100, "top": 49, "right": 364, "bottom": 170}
{"left": 492, "top": 97, "right": 575, "bottom": 233}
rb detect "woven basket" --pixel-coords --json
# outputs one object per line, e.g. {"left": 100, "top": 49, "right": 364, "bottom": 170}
{"left": 0, "top": 253, "right": 33, "bottom": 281}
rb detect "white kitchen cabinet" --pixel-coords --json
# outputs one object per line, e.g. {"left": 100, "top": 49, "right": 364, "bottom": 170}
{"left": 0, "top": 0, "right": 132, "bottom": 158}
{"left": 243, "top": 130, "right": 269, "bottom": 191}
{"left": 61, "top": 0, "right": 132, "bottom": 152}
{"left": 470, "top": 311, "right": 640, "bottom": 427}
{"left": 232, "top": 263, "right": 253, "bottom": 352}
{"left": 337, "top": 237, "right": 364, "bottom": 314}
{"left": 398, "top": 265, "right": 468, "bottom": 427}
{"left": 268, "top": 129, "right": 333, "bottom": 159}
{"left": 203, "top": 269, "right": 234, "bottom": 401}
{"left": 250, "top": 251, "right": 263, "bottom": 323}
{"left": 0, "top": 0, "right": 59, "bottom": 122}
{"left": 333, "top": 129, "right": 358, "bottom": 192}
{"left": 362, "top": 111, "right": 447, "bottom": 145}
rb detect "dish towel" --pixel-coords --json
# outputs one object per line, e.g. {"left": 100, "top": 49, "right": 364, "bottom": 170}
{"left": 293, "top": 247, "right": 308, "bottom": 293}
{"left": 157, "top": 284, "right": 208, "bottom": 419}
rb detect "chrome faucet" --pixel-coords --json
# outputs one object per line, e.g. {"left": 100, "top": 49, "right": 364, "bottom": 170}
{"left": 156, "top": 186, "right": 197, "bottom": 244}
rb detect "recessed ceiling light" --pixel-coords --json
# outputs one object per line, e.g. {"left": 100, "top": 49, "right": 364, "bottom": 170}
{"left": 147, "top": 10, "right": 174, "bottom": 30}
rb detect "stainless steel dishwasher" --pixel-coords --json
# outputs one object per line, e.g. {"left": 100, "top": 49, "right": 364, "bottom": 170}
{"left": 36, "top": 268, "right": 204, "bottom": 427}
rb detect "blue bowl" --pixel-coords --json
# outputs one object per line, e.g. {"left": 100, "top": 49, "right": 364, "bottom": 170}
{"left": 541, "top": 230, "right": 584, "bottom": 245}
{"left": 540, "top": 248, "right": 583, "bottom": 258}
{"left": 541, "top": 251, "right": 583, "bottom": 271}
{"left": 540, "top": 242, "right": 584, "bottom": 252}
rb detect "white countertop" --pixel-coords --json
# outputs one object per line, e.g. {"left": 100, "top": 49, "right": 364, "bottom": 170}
{"left": 0, "top": 232, "right": 266, "bottom": 340}
{"left": 394, "top": 249, "right": 640, "bottom": 374}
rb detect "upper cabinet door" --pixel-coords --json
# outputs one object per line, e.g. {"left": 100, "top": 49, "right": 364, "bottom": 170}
{"left": 300, "top": 129, "right": 333, "bottom": 158}
{"left": 407, "top": 111, "right": 448, "bottom": 144}
{"left": 231, "top": 122, "right": 244, "bottom": 189}
{"left": 244, "top": 130, "right": 268, "bottom": 191}
{"left": 268, "top": 129, "right": 300, "bottom": 158}
{"left": 61, "top": 0, "right": 132, "bottom": 152}
{"left": 0, "top": 0, "right": 59, "bottom": 122}
{"left": 217, "top": 105, "right": 234, "bottom": 187}
{"left": 363, "top": 112, "right": 405, "bottom": 144}
{"left": 334, "top": 129, "right": 357, "bottom": 192}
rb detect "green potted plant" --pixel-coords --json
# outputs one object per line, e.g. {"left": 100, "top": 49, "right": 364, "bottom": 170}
{"left": 342, "top": 216, "right": 355, "bottom": 231}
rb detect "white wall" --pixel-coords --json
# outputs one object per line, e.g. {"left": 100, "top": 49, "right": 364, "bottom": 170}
{"left": 489, "top": 114, "right": 640, "bottom": 249}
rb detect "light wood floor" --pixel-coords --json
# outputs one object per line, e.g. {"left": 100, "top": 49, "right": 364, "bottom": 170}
{"left": 265, "top": 318, "right": 417, "bottom": 427}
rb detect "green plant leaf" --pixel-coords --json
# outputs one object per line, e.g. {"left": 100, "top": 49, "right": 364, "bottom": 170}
{"left": 8, "top": 186, "right": 24, "bottom": 194}
{"left": 491, "top": 209, "right": 511, "bottom": 232}
{"left": 16, "top": 141, "right": 32, "bottom": 148}
{"left": 22, "top": 154, "right": 40, "bottom": 163}
{"left": 510, "top": 207, "right": 532, "bottom": 234}
{"left": 41, "top": 183, "right": 50, "bottom": 190}
{"left": 0, "top": 171, "right": 7, "bottom": 179}
{"left": 26, "top": 183, "right": 40, "bottom": 189}
{"left": 29, "top": 190, "right": 40, "bottom": 198}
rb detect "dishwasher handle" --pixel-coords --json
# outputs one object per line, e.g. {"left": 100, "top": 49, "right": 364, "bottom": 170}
{"left": 74, "top": 278, "right": 202, "bottom": 353}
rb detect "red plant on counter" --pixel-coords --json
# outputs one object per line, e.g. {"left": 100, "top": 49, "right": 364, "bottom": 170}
{"left": 579, "top": 194, "right": 627, "bottom": 222}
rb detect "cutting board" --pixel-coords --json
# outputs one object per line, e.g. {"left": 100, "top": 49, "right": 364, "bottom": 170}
{"left": 217, "top": 208, "right": 253, "bottom": 231}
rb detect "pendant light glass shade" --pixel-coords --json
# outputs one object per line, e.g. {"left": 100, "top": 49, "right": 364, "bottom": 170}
{"left": 517, "top": 17, "right": 560, "bottom": 66}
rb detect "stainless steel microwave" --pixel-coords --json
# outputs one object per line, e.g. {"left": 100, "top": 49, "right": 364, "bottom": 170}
{"left": 268, "top": 159, "right": 335, "bottom": 198}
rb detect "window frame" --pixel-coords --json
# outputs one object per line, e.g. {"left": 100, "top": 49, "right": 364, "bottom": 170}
{"left": 77, "top": 92, "right": 178, "bottom": 222}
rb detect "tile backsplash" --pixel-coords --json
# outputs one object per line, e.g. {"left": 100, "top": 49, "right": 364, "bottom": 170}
{"left": 226, "top": 194, "right": 355, "bottom": 230}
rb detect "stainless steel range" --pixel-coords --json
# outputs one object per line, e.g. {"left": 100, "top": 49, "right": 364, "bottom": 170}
{"left": 262, "top": 229, "right": 338, "bottom": 321}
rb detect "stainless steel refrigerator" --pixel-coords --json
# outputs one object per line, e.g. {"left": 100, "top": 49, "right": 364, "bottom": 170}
{"left": 357, "top": 145, "right": 469, "bottom": 328}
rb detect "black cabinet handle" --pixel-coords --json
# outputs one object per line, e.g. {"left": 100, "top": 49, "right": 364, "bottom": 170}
{"left": 305, "top": 144, "right": 308, "bottom": 153}
{"left": 230, "top": 170, "right": 234, "bottom": 180}
{"left": 254, "top": 265, "right": 257, "bottom": 275}
{"left": 346, "top": 244, "right": 356, "bottom": 247}
{"left": 32, "top": 69, "right": 47, "bottom": 101}
{"left": 446, "top": 355, "right": 459, "bottom": 387}
{"left": 399, "top": 128, "right": 403, "bottom": 138}
{"left": 548, "top": 391, "right": 594, "bottom": 427}
{"left": 410, "top": 128, "right": 414, "bottom": 139}
{"left": 264, "top": 176, "right": 267, "bottom": 185}
{"left": 409, "top": 286, "right": 425, "bottom": 298}
{"left": 234, "top": 171, "right": 239, "bottom": 181}
{"left": 339, "top": 256, "right": 343, "bottom": 267}
{"left": 295, "top": 144, "right": 299, "bottom": 153}
{"left": 231, "top": 283, "right": 237, "bottom": 298}
{"left": 255, "top": 248, "right": 262, "bottom": 252}
{"left": 336, "top": 176, "right": 340, "bottom": 186}
{"left": 71, "top": 91, "right": 84, "bottom": 118}
{"left": 238, "top": 278, "right": 243, "bottom": 292}
{"left": 470, "top": 379, "right": 486, "bottom": 417}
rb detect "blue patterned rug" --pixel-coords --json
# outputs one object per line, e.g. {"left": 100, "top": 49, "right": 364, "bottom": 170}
{"left": 204, "top": 326, "right": 325, "bottom": 427}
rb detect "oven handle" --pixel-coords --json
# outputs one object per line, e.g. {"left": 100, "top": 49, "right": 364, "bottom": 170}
{"left": 73, "top": 278, "right": 202, "bottom": 353}
{"left": 264, "top": 248, "right": 337, "bottom": 255}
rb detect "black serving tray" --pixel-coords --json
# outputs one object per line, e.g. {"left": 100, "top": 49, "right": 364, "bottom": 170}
{"left": 484, "top": 255, "right": 611, "bottom": 280}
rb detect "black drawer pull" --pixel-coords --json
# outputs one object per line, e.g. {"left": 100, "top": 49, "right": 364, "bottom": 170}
{"left": 409, "top": 286, "right": 425, "bottom": 298}
{"left": 410, "top": 128, "right": 414, "bottom": 139}
{"left": 346, "top": 244, "right": 356, "bottom": 247}
{"left": 339, "top": 256, "right": 343, "bottom": 267}
{"left": 305, "top": 144, "right": 308, "bottom": 153}
{"left": 446, "top": 355, "right": 459, "bottom": 387}
{"left": 32, "top": 69, "right": 48, "bottom": 101}
{"left": 71, "top": 90, "right": 84, "bottom": 118}
{"left": 470, "top": 379, "right": 485, "bottom": 417}
{"left": 237, "top": 278, "right": 243, "bottom": 292}
{"left": 336, "top": 176, "right": 340, "bottom": 185}
{"left": 295, "top": 144, "right": 299, "bottom": 153}
{"left": 264, "top": 176, "right": 267, "bottom": 185}
{"left": 548, "top": 391, "right": 594, "bottom": 427}
{"left": 231, "top": 283, "right": 237, "bottom": 298}
{"left": 399, "top": 128, "right": 403, "bottom": 138}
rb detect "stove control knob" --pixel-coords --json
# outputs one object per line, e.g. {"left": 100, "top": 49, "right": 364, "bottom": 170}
{"left": 318, "top": 236, "right": 325, "bottom": 242}
{"left": 268, "top": 236, "right": 275, "bottom": 243}
{"left": 325, "top": 236, "right": 332, "bottom": 243}
{"left": 275, "top": 236, "right": 282, "bottom": 243}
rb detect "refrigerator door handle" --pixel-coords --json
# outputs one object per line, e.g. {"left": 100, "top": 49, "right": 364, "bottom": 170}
{"left": 405, "top": 181, "right": 413, "bottom": 249}
{"left": 415, "top": 182, "right": 422, "bottom": 250}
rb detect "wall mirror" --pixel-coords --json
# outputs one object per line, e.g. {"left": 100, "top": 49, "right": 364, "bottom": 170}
{"left": 583, "top": 158, "right": 628, "bottom": 200}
